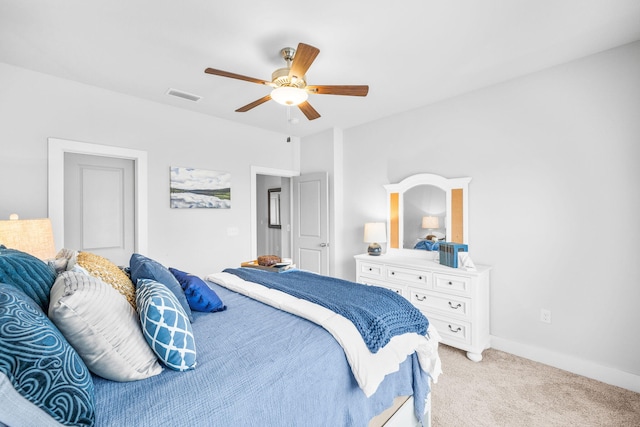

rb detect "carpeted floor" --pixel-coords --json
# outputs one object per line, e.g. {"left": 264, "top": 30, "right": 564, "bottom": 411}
{"left": 431, "top": 345, "right": 640, "bottom": 426}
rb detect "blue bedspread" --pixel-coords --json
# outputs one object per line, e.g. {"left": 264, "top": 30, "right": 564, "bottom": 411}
{"left": 92, "top": 281, "right": 430, "bottom": 426}
{"left": 224, "top": 268, "right": 429, "bottom": 353}
{"left": 414, "top": 240, "right": 440, "bottom": 251}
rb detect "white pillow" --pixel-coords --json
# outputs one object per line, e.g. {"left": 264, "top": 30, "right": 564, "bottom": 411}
{"left": 49, "top": 271, "right": 163, "bottom": 381}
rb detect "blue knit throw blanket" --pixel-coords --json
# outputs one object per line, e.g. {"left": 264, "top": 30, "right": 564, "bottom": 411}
{"left": 224, "top": 268, "right": 429, "bottom": 353}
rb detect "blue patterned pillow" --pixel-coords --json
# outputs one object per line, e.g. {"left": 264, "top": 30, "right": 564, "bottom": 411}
{"left": 0, "top": 245, "right": 56, "bottom": 311}
{"left": 169, "top": 267, "right": 227, "bottom": 313}
{"left": 136, "top": 279, "right": 197, "bottom": 371}
{"left": 0, "top": 283, "right": 95, "bottom": 426}
{"left": 130, "top": 253, "right": 193, "bottom": 322}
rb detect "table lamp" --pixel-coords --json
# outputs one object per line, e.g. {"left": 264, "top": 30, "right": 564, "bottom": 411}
{"left": 0, "top": 214, "right": 56, "bottom": 260}
{"left": 364, "top": 222, "right": 386, "bottom": 256}
{"left": 421, "top": 216, "right": 440, "bottom": 241}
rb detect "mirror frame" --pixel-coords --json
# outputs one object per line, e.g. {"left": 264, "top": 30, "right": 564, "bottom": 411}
{"left": 268, "top": 187, "right": 281, "bottom": 229}
{"left": 384, "top": 173, "right": 471, "bottom": 254}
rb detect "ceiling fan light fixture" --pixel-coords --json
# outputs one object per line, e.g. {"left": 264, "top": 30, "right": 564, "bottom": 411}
{"left": 271, "top": 86, "right": 308, "bottom": 106}
{"left": 205, "top": 42, "right": 366, "bottom": 120}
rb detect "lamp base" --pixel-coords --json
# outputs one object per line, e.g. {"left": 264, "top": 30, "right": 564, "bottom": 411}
{"left": 367, "top": 243, "right": 382, "bottom": 256}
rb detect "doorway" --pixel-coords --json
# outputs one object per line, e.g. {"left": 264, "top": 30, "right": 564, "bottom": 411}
{"left": 48, "top": 138, "right": 148, "bottom": 258}
{"left": 256, "top": 174, "right": 291, "bottom": 259}
{"left": 251, "top": 166, "right": 298, "bottom": 261}
{"left": 251, "top": 166, "right": 329, "bottom": 275}
{"left": 63, "top": 152, "right": 135, "bottom": 265}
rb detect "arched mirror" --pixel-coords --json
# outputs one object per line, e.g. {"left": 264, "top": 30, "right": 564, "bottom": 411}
{"left": 385, "top": 173, "right": 471, "bottom": 254}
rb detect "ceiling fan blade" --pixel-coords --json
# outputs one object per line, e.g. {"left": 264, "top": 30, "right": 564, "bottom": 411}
{"left": 289, "top": 43, "right": 320, "bottom": 81}
{"left": 205, "top": 68, "right": 270, "bottom": 85}
{"left": 307, "top": 85, "right": 369, "bottom": 96}
{"left": 236, "top": 95, "right": 272, "bottom": 112}
{"left": 298, "top": 101, "right": 321, "bottom": 120}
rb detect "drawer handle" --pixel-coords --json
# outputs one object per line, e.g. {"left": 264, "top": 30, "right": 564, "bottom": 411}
{"left": 418, "top": 276, "right": 423, "bottom": 280}
{"left": 391, "top": 272, "right": 395, "bottom": 275}
{"left": 448, "top": 325, "right": 462, "bottom": 333}
{"left": 368, "top": 268, "right": 373, "bottom": 271}
{"left": 447, "top": 281, "right": 453, "bottom": 285}
{"left": 415, "top": 294, "right": 427, "bottom": 302}
{"left": 448, "top": 302, "right": 462, "bottom": 309}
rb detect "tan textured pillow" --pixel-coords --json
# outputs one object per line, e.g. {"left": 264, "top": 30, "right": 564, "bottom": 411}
{"left": 76, "top": 251, "right": 136, "bottom": 309}
{"left": 49, "top": 271, "right": 163, "bottom": 382}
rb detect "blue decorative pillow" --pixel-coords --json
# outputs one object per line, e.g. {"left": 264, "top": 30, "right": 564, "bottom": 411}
{"left": 169, "top": 268, "right": 227, "bottom": 313}
{"left": 136, "top": 279, "right": 197, "bottom": 371}
{"left": 0, "top": 245, "right": 56, "bottom": 311}
{"left": 0, "top": 283, "right": 95, "bottom": 426}
{"left": 129, "top": 253, "right": 193, "bottom": 322}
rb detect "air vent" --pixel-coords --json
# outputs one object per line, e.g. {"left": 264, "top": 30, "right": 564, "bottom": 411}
{"left": 166, "top": 88, "right": 202, "bottom": 102}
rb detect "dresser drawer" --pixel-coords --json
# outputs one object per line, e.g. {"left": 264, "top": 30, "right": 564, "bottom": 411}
{"left": 358, "top": 261, "right": 384, "bottom": 279}
{"left": 433, "top": 273, "right": 471, "bottom": 296}
{"left": 428, "top": 314, "right": 472, "bottom": 346}
{"left": 359, "top": 278, "right": 407, "bottom": 298}
{"left": 409, "top": 288, "right": 471, "bottom": 319}
{"left": 386, "top": 266, "right": 430, "bottom": 287}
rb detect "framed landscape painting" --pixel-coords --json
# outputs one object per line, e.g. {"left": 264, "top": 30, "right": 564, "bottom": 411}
{"left": 170, "top": 167, "right": 231, "bottom": 209}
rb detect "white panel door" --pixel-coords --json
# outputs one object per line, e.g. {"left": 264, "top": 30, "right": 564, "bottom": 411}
{"left": 292, "top": 172, "right": 328, "bottom": 274}
{"left": 64, "top": 153, "right": 135, "bottom": 265}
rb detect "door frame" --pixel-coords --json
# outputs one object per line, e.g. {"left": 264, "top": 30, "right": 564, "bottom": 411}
{"left": 250, "top": 166, "right": 299, "bottom": 260}
{"left": 48, "top": 138, "right": 148, "bottom": 253}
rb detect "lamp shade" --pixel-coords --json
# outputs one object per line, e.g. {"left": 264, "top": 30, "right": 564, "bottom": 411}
{"left": 0, "top": 217, "right": 56, "bottom": 260}
{"left": 364, "top": 222, "right": 387, "bottom": 243}
{"left": 271, "top": 87, "right": 309, "bottom": 106}
{"left": 421, "top": 216, "right": 440, "bottom": 229}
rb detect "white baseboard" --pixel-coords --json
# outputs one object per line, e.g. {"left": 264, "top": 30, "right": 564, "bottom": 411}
{"left": 491, "top": 336, "right": 640, "bottom": 393}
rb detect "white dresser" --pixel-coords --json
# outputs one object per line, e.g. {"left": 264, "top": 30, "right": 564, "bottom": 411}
{"left": 355, "top": 253, "right": 491, "bottom": 361}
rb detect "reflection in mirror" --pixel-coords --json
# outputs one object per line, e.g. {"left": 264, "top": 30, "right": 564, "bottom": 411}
{"left": 403, "top": 185, "right": 446, "bottom": 249}
{"left": 268, "top": 188, "right": 281, "bottom": 229}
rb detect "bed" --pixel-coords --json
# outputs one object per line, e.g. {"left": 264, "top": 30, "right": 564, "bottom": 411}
{"left": 0, "top": 243, "right": 441, "bottom": 427}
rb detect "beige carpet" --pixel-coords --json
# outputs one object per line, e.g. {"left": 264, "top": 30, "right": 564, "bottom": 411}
{"left": 431, "top": 345, "right": 640, "bottom": 426}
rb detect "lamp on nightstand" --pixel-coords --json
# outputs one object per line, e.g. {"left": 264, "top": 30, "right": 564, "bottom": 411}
{"left": 364, "top": 222, "right": 386, "bottom": 256}
{"left": 421, "top": 216, "right": 440, "bottom": 241}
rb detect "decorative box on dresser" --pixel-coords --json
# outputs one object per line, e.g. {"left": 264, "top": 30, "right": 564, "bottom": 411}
{"left": 355, "top": 252, "right": 491, "bottom": 362}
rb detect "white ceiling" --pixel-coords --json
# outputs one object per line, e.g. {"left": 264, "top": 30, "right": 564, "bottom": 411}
{"left": 2, "top": 1, "right": 640, "bottom": 137}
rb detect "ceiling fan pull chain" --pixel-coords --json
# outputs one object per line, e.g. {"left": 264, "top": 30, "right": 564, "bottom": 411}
{"left": 286, "top": 107, "right": 291, "bottom": 142}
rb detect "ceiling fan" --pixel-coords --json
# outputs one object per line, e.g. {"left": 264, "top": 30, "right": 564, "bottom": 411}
{"left": 204, "top": 43, "right": 369, "bottom": 121}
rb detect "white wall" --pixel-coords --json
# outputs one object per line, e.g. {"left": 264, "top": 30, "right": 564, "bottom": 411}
{"left": 333, "top": 42, "right": 640, "bottom": 382}
{"left": 0, "top": 62, "right": 296, "bottom": 276}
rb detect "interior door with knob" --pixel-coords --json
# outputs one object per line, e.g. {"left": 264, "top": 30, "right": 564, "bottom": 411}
{"left": 292, "top": 172, "right": 328, "bottom": 274}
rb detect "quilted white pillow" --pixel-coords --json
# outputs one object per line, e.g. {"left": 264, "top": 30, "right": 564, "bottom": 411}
{"left": 49, "top": 271, "right": 163, "bottom": 382}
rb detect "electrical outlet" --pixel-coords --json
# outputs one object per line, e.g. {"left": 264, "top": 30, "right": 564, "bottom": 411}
{"left": 540, "top": 309, "right": 552, "bottom": 324}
